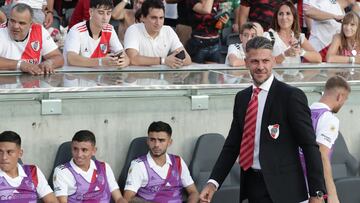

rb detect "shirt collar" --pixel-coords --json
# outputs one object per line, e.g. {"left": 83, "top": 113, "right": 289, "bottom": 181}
{"left": 146, "top": 152, "right": 172, "bottom": 168}
{"left": 0, "top": 163, "right": 27, "bottom": 178}
{"left": 311, "top": 102, "right": 331, "bottom": 111}
{"left": 252, "top": 74, "right": 274, "bottom": 92}
{"left": 70, "top": 158, "right": 96, "bottom": 173}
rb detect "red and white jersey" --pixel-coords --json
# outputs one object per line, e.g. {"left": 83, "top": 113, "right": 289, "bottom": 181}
{"left": 0, "top": 23, "right": 58, "bottom": 64}
{"left": 63, "top": 21, "right": 123, "bottom": 63}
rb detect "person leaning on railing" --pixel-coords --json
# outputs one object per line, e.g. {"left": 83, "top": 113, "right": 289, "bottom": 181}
{"left": 326, "top": 12, "right": 360, "bottom": 65}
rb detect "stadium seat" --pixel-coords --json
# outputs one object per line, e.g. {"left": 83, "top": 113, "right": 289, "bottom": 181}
{"left": 48, "top": 141, "right": 72, "bottom": 189}
{"left": 331, "top": 132, "right": 359, "bottom": 179}
{"left": 189, "top": 133, "right": 241, "bottom": 203}
{"left": 335, "top": 177, "right": 360, "bottom": 203}
{"left": 118, "top": 136, "right": 148, "bottom": 192}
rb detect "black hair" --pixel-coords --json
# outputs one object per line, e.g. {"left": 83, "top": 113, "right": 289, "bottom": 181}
{"left": 90, "top": 0, "right": 114, "bottom": 9}
{"left": 246, "top": 36, "right": 273, "bottom": 53}
{"left": 148, "top": 121, "right": 172, "bottom": 136}
{"left": 0, "top": 131, "right": 21, "bottom": 146}
{"left": 72, "top": 130, "right": 96, "bottom": 145}
{"left": 141, "top": 0, "right": 164, "bottom": 17}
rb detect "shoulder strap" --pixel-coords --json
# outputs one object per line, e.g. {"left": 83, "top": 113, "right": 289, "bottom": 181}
{"left": 269, "top": 31, "right": 275, "bottom": 46}
{"left": 25, "top": 165, "right": 38, "bottom": 188}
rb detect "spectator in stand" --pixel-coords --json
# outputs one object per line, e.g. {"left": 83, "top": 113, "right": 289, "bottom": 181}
{"left": 186, "top": 0, "right": 229, "bottom": 63}
{"left": 305, "top": 0, "right": 353, "bottom": 61}
{"left": 264, "top": 1, "right": 321, "bottom": 64}
{"left": 169, "top": 0, "right": 192, "bottom": 49}
{"left": 0, "top": 3, "right": 64, "bottom": 75}
{"left": 238, "top": 0, "right": 286, "bottom": 31}
{"left": 112, "top": 0, "right": 143, "bottom": 44}
{"left": 64, "top": 0, "right": 129, "bottom": 68}
{"left": 327, "top": 12, "right": 360, "bottom": 64}
{"left": 1, "top": 0, "right": 54, "bottom": 28}
{"left": 124, "top": 0, "right": 191, "bottom": 68}
{"left": 53, "top": 0, "right": 78, "bottom": 28}
{"left": 225, "top": 22, "right": 258, "bottom": 67}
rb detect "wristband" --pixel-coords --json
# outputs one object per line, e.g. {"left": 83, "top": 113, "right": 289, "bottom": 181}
{"left": 300, "top": 49, "right": 306, "bottom": 57}
{"left": 46, "top": 10, "right": 54, "bottom": 15}
{"left": 98, "top": 58, "right": 103, "bottom": 66}
{"left": 16, "top": 60, "right": 22, "bottom": 70}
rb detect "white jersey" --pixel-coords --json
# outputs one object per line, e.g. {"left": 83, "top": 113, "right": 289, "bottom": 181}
{"left": 307, "top": 0, "right": 343, "bottom": 51}
{"left": 124, "top": 152, "right": 194, "bottom": 193}
{"left": 310, "top": 102, "right": 339, "bottom": 149}
{"left": 225, "top": 43, "right": 245, "bottom": 65}
{"left": 63, "top": 21, "right": 123, "bottom": 63}
{"left": 124, "top": 23, "right": 183, "bottom": 57}
{"left": 0, "top": 163, "right": 53, "bottom": 198}
{"left": 0, "top": 24, "right": 58, "bottom": 63}
{"left": 53, "top": 159, "right": 119, "bottom": 197}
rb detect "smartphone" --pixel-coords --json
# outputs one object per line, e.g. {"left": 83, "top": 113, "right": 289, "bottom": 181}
{"left": 175, "top": 50, "right": 186, "bottom": 60}
{"left": 214, "top": 11, "right": 229, "bottom": 20}
{"left": 112, "top": 50, "right": 123, "bottom": 59}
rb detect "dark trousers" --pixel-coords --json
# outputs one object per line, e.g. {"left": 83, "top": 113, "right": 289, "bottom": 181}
{"left": 243, "top": 169, "right": 274, "bottom": 203}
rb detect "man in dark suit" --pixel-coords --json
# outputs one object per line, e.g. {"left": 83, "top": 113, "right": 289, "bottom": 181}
{"left": 199, "top": 36, "right": 326, "bottom": 203}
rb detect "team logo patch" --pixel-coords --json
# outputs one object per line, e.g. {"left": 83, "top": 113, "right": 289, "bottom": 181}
{"left": 31, "top": 41, "right": 40, "bottom": 51}
{"left": 100, "top": 44, "right": 107, "bottom": 54}
{"left": 268, "top": 124, "right": 280, "bottom": 139}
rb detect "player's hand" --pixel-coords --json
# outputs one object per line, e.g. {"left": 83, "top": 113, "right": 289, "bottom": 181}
{"left": 199, "top": 183, "right": 217, "bottom": 203}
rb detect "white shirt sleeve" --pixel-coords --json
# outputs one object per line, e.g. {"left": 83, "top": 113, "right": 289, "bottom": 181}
{"left": 179, "top": 157, "right": 194, "bottom": 188}
{"left": 64, "top": 27, "right": 81, "bottom": 54}
{"left": 168, "top": 27, "right": 184, "bottom": 52}
{"left": 124, "top": 159, "right": 147, "bottom": 193}
{"left": 36, "top": 166, "right": 54, "bottom": 198}
{"left": 40, "top": 26, "right": 58, "bottom": 56}
{"left": 53, "top": 165, "right": 72, "bottom": 197}
{"left": 105, "top": 163, "right": 120, "bottom": 192}
{"left": 315, "top": 112, "right": 339, "bottom": 149}
{"left": 109, "top": 28, "right": 124, "bottom": 53}
{"left": 124, "top": 24, "right": 140, "bottom": 51}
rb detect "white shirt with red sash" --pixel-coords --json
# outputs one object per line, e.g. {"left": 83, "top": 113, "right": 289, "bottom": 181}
{"left": 0, "top": 23, "right": 58, "bottom": 64}
{"left": 63, "top": 21, "right": 123, "bottom": 64}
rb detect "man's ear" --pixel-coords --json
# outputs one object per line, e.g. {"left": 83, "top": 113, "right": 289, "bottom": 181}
{"left": 19, "top": 148, "right": 23, "bottom": 158}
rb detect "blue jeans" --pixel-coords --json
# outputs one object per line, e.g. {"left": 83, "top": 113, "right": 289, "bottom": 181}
{"left": 187, "top": 37, "right": 221, "bottom": 63}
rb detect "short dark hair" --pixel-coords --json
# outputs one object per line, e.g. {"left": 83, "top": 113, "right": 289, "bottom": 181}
{"left": 245, "top": 36, "right": 273, "bottom": 53}
{"left": 325, "top": 75, "right": 351, "bottom": 92}
{"left": 141, "top": 0, "right": 164, "bottom": 17}
{"left": 240, "top": 22, "right": 255, "bottom": 34}
{"left": 72, "top": 130, "right": 96, "bottom": 145}
{"left": 12, "top": 3, "right": 34, "bottom": 18}
{"left": 90, "top": 0, "right": 114, "bottom": 9}
{"left": 148, "top": 121, "right": 172, "bottom": 136}
{"left": 0, "top": 131, "right": 21, "bottom": 146}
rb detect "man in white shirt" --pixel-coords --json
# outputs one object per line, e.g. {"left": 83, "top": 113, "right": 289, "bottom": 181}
{"left": 53, "top": 130, "right": 127, "bottom": 203}
{"left": 124, "top": 0, "right": 191, "bottom": 68}
{"left": 0, "top": 3, "right": 64, "bottom": 75}
{"left": 64, "top": 0, "right": 129, "bottom": 68}
{"left": 301, "top": 75, "right": 350, "bottom": 203}
{"left": 124, "top": 121, "right": 199, "bottom": 203}
{"left": 0, "top": 130, "right": 57, "bottom": 202}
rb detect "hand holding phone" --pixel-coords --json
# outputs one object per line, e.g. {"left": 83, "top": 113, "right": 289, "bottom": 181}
{"left": 112, "top": 50, "right": 123, "bottom": 59}
{"left": 175, "top": 50, "right": 186, "bottom": 60}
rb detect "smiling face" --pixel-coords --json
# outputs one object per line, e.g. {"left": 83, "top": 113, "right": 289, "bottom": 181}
{"left": 142, "top": 8, "right": 164, "bottom": 36}
{"left": 0, "top": 142, "right": 22, "bottom": 174}
{"left": 245, "top": 48, "right": 275, "bottom": 86}
{"left": 71, "top": 141, "right": 96, "bottom": 170}
{"left": 8, "top": 9, "right": 32, "bottom": 41}
{"left": 277, "top": 5, "right": 294, "bottom": 30}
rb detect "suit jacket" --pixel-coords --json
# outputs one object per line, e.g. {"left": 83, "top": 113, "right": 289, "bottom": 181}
{"left": 210, "top": 78, "right": 326, "bottom": 203}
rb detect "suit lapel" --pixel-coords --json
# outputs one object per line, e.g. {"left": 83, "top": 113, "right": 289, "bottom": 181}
{"left": 261, "top": 78, "right": 278, "bottom": 137}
